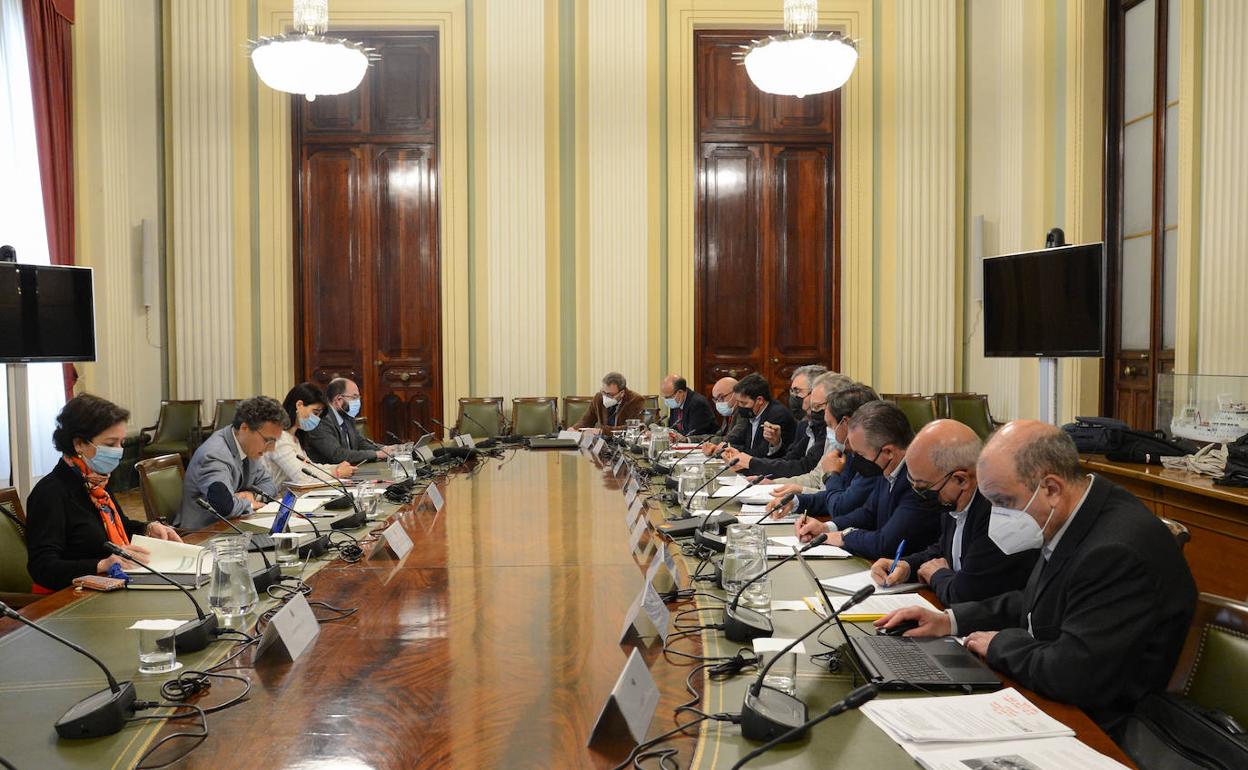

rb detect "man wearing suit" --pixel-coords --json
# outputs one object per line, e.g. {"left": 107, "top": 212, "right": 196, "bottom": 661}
{"left": 305, "top": 378, "right": 393, "bottom": 465}
{"left": 868, "top": 420, "right": 1039, "bottom": 604}
{"left": 792, "top": 401, "right": 942, "bottom": 559}
{"left": 723, "top": 373, "right": 797, "bottom": 457}
{"left": 877, "top": 421, "right": 1197, "bottom": 738}
{"left": 660, "top": 374, "right": 718, "bottom": 438}
{"left": 173, "top": 396, "right": 284, "bottom": 530}
{"left": 724, "top": 366, "right": 832, "bottom": 477}
{"left": 572, "top": 371, "right": 646, "bottom": 434}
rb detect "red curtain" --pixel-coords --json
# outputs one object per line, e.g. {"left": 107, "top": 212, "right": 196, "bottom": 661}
{"left": 21, "top": 0, "right": 76, "bottom": 398}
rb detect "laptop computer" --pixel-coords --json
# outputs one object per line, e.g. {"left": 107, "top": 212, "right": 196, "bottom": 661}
{"left": 794, "top": 551, "right": 1001, "bottom": 692}
{"left": 528, "top": 434, "right": 580, "bottom": 449}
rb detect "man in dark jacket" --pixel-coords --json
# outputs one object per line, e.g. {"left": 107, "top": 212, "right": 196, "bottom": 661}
{"left": 573, "top": 371, "right": 646, "bottom": 434}
{"left": 660, "top": 374, "right": 718, "bottom": 438}
{"left": 723, "top": 373, "right": 797, "bottom": 457}
{"left": 725, "top": 366, "right": 837, "bottom": 477}
{"left": 877, "top": 421, "right": 1197, "bottom": 738}
{"left": 868, "top": 419, "right": 1038, "bottom": 604}
{"left": 304, "top": 378, "right": 394, "bottom": 465}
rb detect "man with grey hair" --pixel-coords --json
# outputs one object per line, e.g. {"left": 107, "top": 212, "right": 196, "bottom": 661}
{"left": 726, "top": 367, "right": 837, "bottom": 477}
{"left": 877, "top": 420, "right": 1196, "bottom": 738}
{"left": 868, "top": 419, "right": 1038, "bottom": 604}
{"left": 573, "top": 371, "right": 645, "bottom": 433}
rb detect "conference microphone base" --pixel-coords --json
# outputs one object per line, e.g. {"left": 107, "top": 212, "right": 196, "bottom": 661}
{"left": 299, "top": 535, "right": 330, "bottom": 559}
{"left": 722, "top": 604, "right": 774, "bottom": 643}
{"left": 740, "top": 686, "right": 809, "bottom": 743}
{"left": 323, "top": 495, "right": 354, "bottom": 511}
{"left": 251, "top": 563, "right": 281, "bottom": 594}
{"left": 55, "top": 681, "right": 137, "bottom": 739}
{"left": 693, "top": 527, "right": 728, "bottom": 553}
{"left": 331, "top": 510, "right": 367, "bottom": 530}
{"left": 159, "top": 613, "right": 219, "bottom": 654}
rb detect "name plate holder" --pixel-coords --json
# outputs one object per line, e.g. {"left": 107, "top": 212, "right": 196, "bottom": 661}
{"left": 619, "top": 582, "right": 671, "bottom": 646}
{"left": 586, "top": 648, "right": 660, "bottom": 750}
{"left": 255, "top": 593, "right": 321, "bottom": 662}
{"left": 645, "top": 543, "right": 680, "bottom": 597}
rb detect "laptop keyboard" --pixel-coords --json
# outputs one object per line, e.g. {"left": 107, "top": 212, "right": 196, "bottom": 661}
{"left": 868, "top": 637, "right": 953, "bottom": 682}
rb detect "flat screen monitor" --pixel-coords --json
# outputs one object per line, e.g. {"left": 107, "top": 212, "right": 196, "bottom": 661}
{"left": 983, "top": 243, "right": 1104, "bottom": 358}
{"left": 0, "top": 263, "right": 96, "bottom": 363}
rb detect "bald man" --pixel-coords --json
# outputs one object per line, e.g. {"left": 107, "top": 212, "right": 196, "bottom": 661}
{"left": 701, "top": 377, "right": 739, "bottom": 454}
{"left": 877, "top": 420, "right": 1196, "bottom": 738}
{"left": 659, "top": 375, "right": 718, "bottom": 438}
{"left": 867, "top": 420, "right": 1038, "bottom": 605}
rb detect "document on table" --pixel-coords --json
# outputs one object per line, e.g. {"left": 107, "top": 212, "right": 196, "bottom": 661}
{"left": 737, "top": 506, "right": 799, "bottom": 526}
{"left": 258, "top": 496, "right": 323, "bottom": 514}
{"left": 820, "top": 569, "right": 920, "bottom": 595}
{"left": 912, "top": 736, "right": 1130, "bottom": 770}
{"left": 241, "top": 514, "right": 327, "bottom": 533}
{"left": 766, "top": 535, "right": 850, "bottom": 559}
{"left": 861, "top": 688, "right": 1075, "bottom": 746}
{"left": 128, "top": 535, "right": 208, "bottom": 574}
{"left": 823, "top": 593, "right": 939, "bottom": 621}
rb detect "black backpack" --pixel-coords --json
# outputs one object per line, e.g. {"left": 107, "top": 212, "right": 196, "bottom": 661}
{"left": 1063, "top": 416, "right": 1130, "bottom": 453}
{"left": 1105, "top": 429, "right": 1199, "bottom": 465}
{"left": 1121, "top": 693, "right": 1248, "bottom": 770}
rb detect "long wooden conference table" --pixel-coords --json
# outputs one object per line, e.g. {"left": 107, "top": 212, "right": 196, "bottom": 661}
{"left": 0, "top": 446, "right": 1133, "bottom": 768}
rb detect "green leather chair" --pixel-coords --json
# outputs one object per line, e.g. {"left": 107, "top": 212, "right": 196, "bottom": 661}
{"left": 0, "top": 488, "right": 36, "bottom": 607}
{"left": 937, "top": 392, "right": 999, "bottom": 440}
{"left": 455, "top": 398, "right": 505, "bottom": 439}
{"left": 511, "top": 398, "right": 558, "bottom": 436}
{"left": 562, "top": 396, "right": 593, "bottom": 429}
{"left": 1168, "top": 593, "right": 1248, "bottom": 727}
{"left": 135, "top": 454, "right": 185, "bottom": 523}
{"left": 207, "top": 399, "right": 240, "bottom": 433}
{"left": 887, "top": 395, "right": 938, "bottom": 435}
{"left": 139, "top": 400, "right": 202, "bottom": 461}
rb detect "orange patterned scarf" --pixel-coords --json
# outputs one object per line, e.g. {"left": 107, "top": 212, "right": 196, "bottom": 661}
{"left": 65, "top": 455, "right": 130, "bottom": 547}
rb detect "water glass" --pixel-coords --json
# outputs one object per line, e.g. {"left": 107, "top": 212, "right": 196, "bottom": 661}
{"left": 721, "top": 523, "right": 766, "bottom": 595}
{"left": 678, "top": 464, "right": 704, "bottom": 505}
{"left": 272, "top": 533, "right": 302, "bottom": 565}
{"left": 136, "top": 627, "right": 180, "bottom": 675}
{"left": 648, "top": 430, "right": 670, "bottom": 461}
{"left": 739, "top": 576, "right": 772, "bottom": 616}
{"left": 761, "top": 652, "right": 797, "bottom": 696}
{"left": 200, "top": 536, "right": 259, "bottom": 623}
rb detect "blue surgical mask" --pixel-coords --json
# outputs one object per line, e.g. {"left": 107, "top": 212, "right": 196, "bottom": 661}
{"left": 988, "top": 483, "right": 1053, "bottom": 555}
{"left": 345, "top": 398, "right": 361, "bottom": 418}
{"left": 826, "top": 434, "right": 845, "bottom": 454}
{"left": 663, "top": 396, "right": 680, "bottom": 409}
{"left": 299, "top": 413, "right": 321, "bottom": 432}
{"left": 716, "top": 401, "right": 733, "bottom": 417}
{"left": 86, "top": 442, "right": 123, "bottom": 475}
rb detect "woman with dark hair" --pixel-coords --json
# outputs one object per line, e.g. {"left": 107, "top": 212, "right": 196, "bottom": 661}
{"left": 259, "top": 382, "right": 356, "bottom": 489}
{"left": 25, "top": 394, "right": 182, "bottom": 592}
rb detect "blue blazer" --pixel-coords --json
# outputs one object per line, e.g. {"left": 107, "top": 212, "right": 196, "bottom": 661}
{"left": 795, "top": 461, "right": 874, "bottom": 519}
{"left": 828, "top": 462, "right": 941, "bottom": 560}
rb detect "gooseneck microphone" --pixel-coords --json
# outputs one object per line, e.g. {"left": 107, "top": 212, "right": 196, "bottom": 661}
{"left": 739, "top": 584, "right": 876, "bottom": 742}
{"left": 722, "top": 534, "right": 828, "bottom": 643}
{"left": 731, "top": 684, "right": 880, "bottom": 768}
{"left": 299, "top": 466, "right": 366, "bottom": 530}
{"left": 0, "top": 600, "right": 138, "bottom": 738}
{"left": 193, "top": 495, "right": 281, "bottom": 593}
{"left": 102, "top": 543, "right": 219, "bottom": 653}
{"left": 431, "top": 417, "right": 488, "bottom": 461}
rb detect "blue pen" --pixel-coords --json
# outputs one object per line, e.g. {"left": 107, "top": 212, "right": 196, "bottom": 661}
{"left": 885, "top": 539, "right": 907, "bottom": 585}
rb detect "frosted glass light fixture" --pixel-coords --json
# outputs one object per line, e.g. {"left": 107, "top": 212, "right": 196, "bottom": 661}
{"left": 742, "top": 0, "right": 858, "bottom": 98}
{"left": 250, "top": 0, "right": 374, "bottom": 102}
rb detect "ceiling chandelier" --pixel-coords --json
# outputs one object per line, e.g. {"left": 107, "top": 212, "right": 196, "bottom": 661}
{"left": 250, "top": 0, "right": 375, "bottom": 102}
{"left": 741, "top": 0, "right": 858, "bottom": 98}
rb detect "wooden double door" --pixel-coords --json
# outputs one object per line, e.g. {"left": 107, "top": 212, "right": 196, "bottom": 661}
{"left": 293, "top": 32, "right": 441, "bottom": 440}
{"left": 694, "top": 32, "right": 840, "bottom": 399}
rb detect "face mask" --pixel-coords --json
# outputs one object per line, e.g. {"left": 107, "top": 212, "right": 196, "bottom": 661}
{"left": 737, "top": 405, "right": 755, "bottom": 420}
{"left": 345, "top": 398, "right": 361, "bottom": 418}
{"left": 988, "top": 483, "right": 1055, "bottom": 555}
{"left": 849, "top": 449, "right": 885, "bottom": 479}
{"left": 808, "top": 409, "right": 826, "bottom": 427}
{"left": 602, "top": 394, "right": 619, "bottom": 409}
{"left": 663, "top": 396, "right": 679, "bottom": 409}
{"left": 85, "top": 442, "right": 123, "bottom": 475}
{"left": 912, "top": 472, "right": 954, "bottom": 506}
{"left": 716, "top": 401, "right": 733, "bottom": 417}
{"left": 788, "top": 395, "right": 806, "bottom": 420}
{"left": 825, "top": 434, "right": 844, "bottom": 454}
{"left": 300, "top": 413, "right": 321, "bottom": 432}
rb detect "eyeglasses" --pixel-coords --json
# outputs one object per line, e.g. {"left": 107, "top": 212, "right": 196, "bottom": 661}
{"left": 789, "top": 387, "right": 810, "bottom": 398}
{"left": 809, "top": 401, "right": 827, "bottom": 412}
{"left": 712, "top": 393, "right": 732, "bottom": 403}
{"left": 911, "top": 471, "right": 954, "bottom": 500}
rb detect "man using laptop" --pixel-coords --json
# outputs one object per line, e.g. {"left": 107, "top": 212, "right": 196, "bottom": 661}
{"left": 876, "top": 421, "right": 1196, "bottom": 737}
{"left": 867, "top": 419, "right": 1038, "bottom": 604}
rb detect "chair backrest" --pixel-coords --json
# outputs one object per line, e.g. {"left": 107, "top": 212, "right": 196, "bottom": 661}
{"left": 933, "top": 391, "right": 979, "bottom": 419}
{"left": 0, "top": 488, "right": 32, "bottom": 593}
{"left": 1168, "top": 593, "right": 1248, "bottom": 726}
{"left": 149, "top": 400, "right": 203, "bottom": 446}
{"left": 355, "top": 416, "right": 371, "bottom": 440}
{"left": 1160, "top": 517, "right": 1191, "bottom": 551}
{"left": 511, "top": 398, "right": 558, "bottom": 436}
{"left": 642, "top": 394, "right": 661, "bottom": 414}
{"left": 562, "top": 396, "right": 593, "bottom": 429}
{"left": 939, "top": 393, "right": 995, "bottom": 439}
{"left": 136, "top": 454, "right": 185, "bottom": 523}
{"left": 456, "top": 398, "right": 504, "bottom": 438}
{"left": 887, "top": 395, "right": 938, "bottom": 435}
{"left": 211, "top": 399, "right": 241, "bottom": 431}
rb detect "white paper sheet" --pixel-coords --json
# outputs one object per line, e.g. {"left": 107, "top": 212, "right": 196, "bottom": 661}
{"left": 766, "top": 535, "right": 851, "bottom": 559}
{"left": 127, "top": 535, "right": 208, "bottom": 575}
{"left": 820, "top": 569, "right": 921, "bottom": 595}
{"left": 912, "top": 736, "right": 1129, "bottom": 769}
{"left": 860, "top": 688, "right": 1075, "bottom": 745}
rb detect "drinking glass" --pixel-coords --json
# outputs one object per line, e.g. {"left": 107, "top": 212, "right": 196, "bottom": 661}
{"left": 761, "top": 652, "right": 797, "bottom": 696}
{"left": 136, "top": 627, "right": 180, "bottom": 675}
{"left": 721, "top": 523, "right": 765, "bottom": 595}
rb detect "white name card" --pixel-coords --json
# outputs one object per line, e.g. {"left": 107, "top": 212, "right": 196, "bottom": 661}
{"left": 414, "top": 446, "right": 434, "bottom": 463}
{"left": 454, "top": 434, "right": 477, "bottom": 449}
{"left": 612, "top": 455, "right": 625, "bottom": 476}
{"left": 382, "top": 521, "right": 413, "bottom": 560}
{"left": 628, "top": 514, "right": 649, "bottom": 553}
{"left": 626, "top": 497, "right": 643, "bottom": 526}
{"left": 645, "top": 544, "right": 680, "bottom": 595}
{"left": 255, "top": 593, "right": 320, "bottom": 662}
{"left": 624, "top": 486, "right": 638, "bottom": 510}
{"left": 592, "top": 437, "right": 606, "bottom": 457}
{"left": 586, "top": 649, "right": 660, "bottom": 748}
{"left": 619, "top": 582, "right": 671, "bottom": 645}
{"left": 579, "top": 431, "right": 596, "bottom": 448}
{"left": 426, "top": 484, "right": 445, "bottom": 512}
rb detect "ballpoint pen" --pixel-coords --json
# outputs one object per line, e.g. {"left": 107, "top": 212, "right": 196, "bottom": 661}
{"left": 884, "top": 539, "right": 907, "bottom": 585}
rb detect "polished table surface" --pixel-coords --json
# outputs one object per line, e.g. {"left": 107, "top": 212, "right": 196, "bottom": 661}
{"left": 0, "top": 448, "right": 1134, "bottom": 768}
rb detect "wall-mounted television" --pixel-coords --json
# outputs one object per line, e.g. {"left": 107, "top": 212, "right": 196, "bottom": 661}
{"left": 983, "top": 243, "right": 1105, "bottom": 358}
{"left": 0, "top": 263, "right": 97, "bottom": 363}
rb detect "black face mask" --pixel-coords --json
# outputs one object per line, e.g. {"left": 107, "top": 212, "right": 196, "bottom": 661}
{"left": 788, "top": 394, "right": 806, "bottom": 420}
{"left": 807, "top": 409, "right": 826, "bottom": 427}
{"left": 737, "top": 406, "right": 755, "bottom": 420}
{"left": 912, "top": 472, "right": 954, "bottom": 505}
{"left": 849, "top": 448, "right": 885, "bottom": 479}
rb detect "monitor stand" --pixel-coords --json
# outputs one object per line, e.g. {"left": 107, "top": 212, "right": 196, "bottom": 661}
{"left": 1038, "top": 356, "right": 1058, "bottom": 425}
{"left": 5, "top": 363, "right": 32, "bottom": 500}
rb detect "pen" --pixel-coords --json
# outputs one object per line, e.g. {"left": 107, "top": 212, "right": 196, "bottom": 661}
{"left": 885, "top": 539, "right": 907, "bottom": 585}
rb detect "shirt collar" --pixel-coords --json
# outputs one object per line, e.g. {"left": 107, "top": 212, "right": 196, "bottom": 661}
{"left": 332, "top": 407, "right": 345, "bottom": 426}
{"left": 949, "top": 488, "right": 978, "bottom": 521}
{"left": 887, "top": 457, "right": 906, "bottom": 490}
{"left": 226, "top": 428, "right": 243, "bottom": 461}
{"left": 750, "top": 407, "right": 766, "bottom": 427}
{"left": 1042, "top": 476, "right": 1095, "bottom": 561}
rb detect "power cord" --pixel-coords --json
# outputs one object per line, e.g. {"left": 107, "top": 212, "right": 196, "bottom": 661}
{"left": 127, "top": 702, "right": 208, "bottom": 769}
{"left": 159, "top": 669, "right": 252, "bottom": 714}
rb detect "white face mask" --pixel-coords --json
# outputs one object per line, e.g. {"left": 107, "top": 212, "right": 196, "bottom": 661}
{"left": 988, "top": 483, "right": 1055, "bottom": 555}
{"left": 601, "top": 393, "right": 619, "bottom": 409}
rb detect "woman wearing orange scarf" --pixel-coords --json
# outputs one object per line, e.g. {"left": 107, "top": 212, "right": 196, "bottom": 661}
{"left": 25, "top": 395, "right": 182, "bottom": 592}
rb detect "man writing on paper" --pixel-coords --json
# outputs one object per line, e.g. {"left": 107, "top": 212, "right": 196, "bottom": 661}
{"left": 660, "top": 374, "right": 718, "bottom": 439}
{"left": 876, "top": 421, "right": 1196, "bottom": 738}
{"left": 174, "top": 396, "right": 285, "bottom": 530}
{"left": 723, "top": 366, "right": 831, "bottom": 477}
{"left": 867, "top": 420, "right": 1039, "bottom": 604}
{"left": 784, "top": 401, "right": 941, "bottom": 558}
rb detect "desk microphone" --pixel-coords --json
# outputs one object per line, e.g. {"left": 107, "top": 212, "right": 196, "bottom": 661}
{"left": 739, "top": 584, "right": 875, "bottom": 742}
{"left": 731, "top": 684, "right": 880, "bottom": 768}
{"left": 722, "top": 534, "right": 828, "bottom": 643}
{"left": 102, "top": 542, "right": 219, "bottom": 653}
{"left": 459, "top": 411, "right": 503, "bottom": 446}
{"left": 431, "top": 417, "right": 489, "bottom": 461}
{"left": 0, "top": 600, "right": 137, "bottom": 738}
{"left": 299, "top": 465, "right": 366, "bottom": 530}
{"left": 193, "top": 495, "right": 280, "bottom": 593}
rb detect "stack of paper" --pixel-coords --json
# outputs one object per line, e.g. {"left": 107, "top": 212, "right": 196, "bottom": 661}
{"left": 804, "top": 593, "right": 939, "bottom": 621}
{"left": 911, "top": 737, "right": 1130, "bottom": 770}
{"left": 766, "top": 535, "right": 850, "bottom": 559}
{"left": 128, "top": 535, "right": 208, "bottom": 574}
{"left": 737, "top": 506, "right": 799, "bottom": 526}
{"left": 820, "top": 569, "right": 920, "bottom": 595}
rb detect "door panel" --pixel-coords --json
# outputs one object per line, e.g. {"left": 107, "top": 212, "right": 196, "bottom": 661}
{"left": 369, "top": 36, "right": 438, "bottom": 138}
{"left": 697, "top": 35, "right": 761, "bottom": 133}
